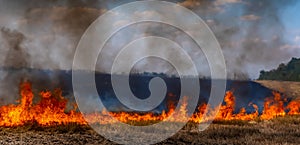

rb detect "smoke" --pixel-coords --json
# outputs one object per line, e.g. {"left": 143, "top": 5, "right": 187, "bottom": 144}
{"left": 20, "top": 7, "right": 104, "bottom": 69}
{"left": 96, "top": 0, "right": 300, "bottom": 79}
{"left": 0, "top": 2, "right": 105, "bottom": 102}
{"left": 0, "top": 0, "right": 299, "bottom": 80}
{"left": 177, "top": 0, "right": 300, "bottom": 79}
{"left": 229, "top": 0, "right": 299, "bottom": 79}
{"left": 1, "top": 28, "right": 28, "bottom": 68}
{"left": 0, "top": 0, "right": 107, "bottom": 70}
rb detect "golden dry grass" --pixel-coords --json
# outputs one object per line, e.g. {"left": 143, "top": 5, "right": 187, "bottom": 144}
{"left": 256, "top": 80, "right": 300, "bottom": 100}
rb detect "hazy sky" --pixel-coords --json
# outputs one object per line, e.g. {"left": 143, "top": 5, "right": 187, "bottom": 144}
{"left": 0, "top": 0, "right": 299, "bottom": 79}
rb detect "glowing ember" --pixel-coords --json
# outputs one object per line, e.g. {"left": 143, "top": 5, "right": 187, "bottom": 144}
{"left": 0, "top": 81, "right": 300, "bottom": 127}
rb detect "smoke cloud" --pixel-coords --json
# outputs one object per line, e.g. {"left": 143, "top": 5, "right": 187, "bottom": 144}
{"left": 0, "top": 0, "right": 299, "bottom": 81}
{"left": 1, "top": 28, "right": 28, "bottom": 68}
{"left": 178, "top": 0, "right": 300, "bottom": 79}
{"left": 0, "top": 1, "right": 105, "bottom": 102}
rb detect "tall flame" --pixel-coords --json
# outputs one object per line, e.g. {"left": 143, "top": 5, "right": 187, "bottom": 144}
{"left": 0, "top": 81, "right": 299, "bottom": 127}
{"left": 0, "top": 82, "right": 86, "bottom": 127}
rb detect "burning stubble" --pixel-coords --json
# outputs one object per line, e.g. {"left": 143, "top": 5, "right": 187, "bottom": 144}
{"left": 0, "top": 81, "right": 299, "bottom": 127}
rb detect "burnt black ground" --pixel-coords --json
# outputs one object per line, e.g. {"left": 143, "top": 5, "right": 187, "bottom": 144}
{"left": 0, "top": 67, "right": 276, "bottom": 113}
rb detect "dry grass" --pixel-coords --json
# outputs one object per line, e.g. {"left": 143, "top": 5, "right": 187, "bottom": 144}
{"left": 256, "top": 80, "right": 300, "bottom": 99}
{"left": 0, "top": 116, "right": 300, "bottom": 144}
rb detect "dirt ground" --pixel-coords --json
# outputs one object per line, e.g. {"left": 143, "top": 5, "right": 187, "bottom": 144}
{"left": 0, "top": 116, "right": 300, "bottom": 145}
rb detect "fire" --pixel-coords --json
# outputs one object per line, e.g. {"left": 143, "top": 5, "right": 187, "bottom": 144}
{"left": 260, "top": 92, "right": 286, "bottom": 120}
{"left": 0, "top": 81, "right": 300, "bottom": 127}
{"left": 0, "top": 82, "right": 86, "bottom": 127}
{"left": 287, "top": 101, "right": 300, "bottom": 115}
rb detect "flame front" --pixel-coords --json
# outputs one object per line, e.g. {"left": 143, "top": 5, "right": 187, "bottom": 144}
{"left": 0, "top": 82, "right": 86, "bottom": 126}
{"left": 0, "top": 81, "right": 300, "bottom": 127}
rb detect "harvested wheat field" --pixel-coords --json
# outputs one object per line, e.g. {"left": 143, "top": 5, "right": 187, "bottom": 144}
{"left": 0, "top": 117, "right": 300, "bottom": 145}
{"left": 256, "top": 80, "right": 300, "bottom": 100}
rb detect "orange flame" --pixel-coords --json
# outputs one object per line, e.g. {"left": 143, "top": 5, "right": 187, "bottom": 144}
{"left": 0, "top": 82, "right": 86, "bottom": 127}
{"left": 0, "top": 81, "right": 300, "bottom": 127}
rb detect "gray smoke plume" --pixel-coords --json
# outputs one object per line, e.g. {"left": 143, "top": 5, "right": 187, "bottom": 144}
{"left": 227, "top": 0, "right": 299, "bottom": 79}
{"left": 178, "top": 0, "right": 300, "bottom": 79}
{"left": 0, "top": 0, "right": 299, "bottom": 82}
{"left": 0, "top": 2, "right": 105, "bottom": 103}
{"left": 1, "top": 28, "right": 28, "bottom": 68}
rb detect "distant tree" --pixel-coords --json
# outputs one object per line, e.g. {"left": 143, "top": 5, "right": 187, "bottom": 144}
{"left": 258, "top": 58, "right": 300, "bottom": 82}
